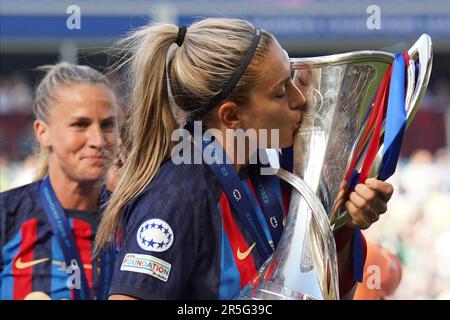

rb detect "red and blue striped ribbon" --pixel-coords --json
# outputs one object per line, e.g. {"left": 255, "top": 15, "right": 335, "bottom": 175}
{"left": 345, "top": 52, "right": 409, "bottom": 282}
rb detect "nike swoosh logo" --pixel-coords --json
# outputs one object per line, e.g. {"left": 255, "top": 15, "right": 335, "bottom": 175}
{"left": 14, "top": 258, "right": 93, "bottom": 270}
{"left": 15, "top": 257, "right": 49, "bottom": 269}
{"left": 237, "top": 243, "right": 256, "bottom": 260}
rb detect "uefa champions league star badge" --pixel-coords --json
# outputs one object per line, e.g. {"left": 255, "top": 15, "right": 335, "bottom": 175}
{"left": 137, "top": 219, "right": 174, "bottom": 252}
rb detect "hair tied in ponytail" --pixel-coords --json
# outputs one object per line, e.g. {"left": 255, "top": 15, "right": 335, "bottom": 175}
{"left": 175, "top": 26, "right": 187, "bottom": 46}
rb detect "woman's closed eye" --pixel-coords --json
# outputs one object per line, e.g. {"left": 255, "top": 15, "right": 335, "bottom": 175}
{"left": 275, "top": 92, "right": 286, "bottom": 99}
{"left": 71, "top": 119, "right": 91, "bottom": 128}
{"left": 274, "top": 85, "right": 286, "bottom": 99}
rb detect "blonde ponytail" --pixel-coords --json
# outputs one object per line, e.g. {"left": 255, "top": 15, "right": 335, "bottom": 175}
{"left": 94, "top": 24, "right": 180, "bottom": 252}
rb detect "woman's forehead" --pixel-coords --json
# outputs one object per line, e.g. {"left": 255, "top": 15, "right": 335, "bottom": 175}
{"left": 256, "top": 43, "right": 291, "bottom": 89}
{"left": 51, "top": 84, "right": 116, "bottom": 116}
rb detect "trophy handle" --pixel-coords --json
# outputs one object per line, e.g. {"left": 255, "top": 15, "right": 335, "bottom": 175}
{"left": 274, "top": 168, "right": 340, "bottom": 300}
{"left": 405, "top": 34, "right": 433, "bottom": 128}
{"left": 333, "top": 34, "right": 433, "bottom": 231}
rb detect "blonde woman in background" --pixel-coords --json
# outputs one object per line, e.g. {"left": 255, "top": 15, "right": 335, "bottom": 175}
{"left": 0, "top": 63, "right": 118, "bottom": 300}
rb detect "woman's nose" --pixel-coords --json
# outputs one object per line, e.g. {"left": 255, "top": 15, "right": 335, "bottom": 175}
{"left": 88, "top": 125, "right": 107, "bottom": 148}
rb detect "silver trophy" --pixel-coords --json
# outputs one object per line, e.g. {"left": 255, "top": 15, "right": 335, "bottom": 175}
{"left": 236, "top": 34, "right": 433, "bottom": 300}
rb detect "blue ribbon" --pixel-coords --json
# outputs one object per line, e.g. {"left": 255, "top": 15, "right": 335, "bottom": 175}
{"left": 347, "top": 170, "right": 361, "bottom": 191}
{"left": 379, "top": 53, "right": 407, "bottom": 181}
{"left": 39, "top": 177, "right": 113, "bottom": 300}
{"left": 249, "top": 163, "right": 285, "bottom": 249}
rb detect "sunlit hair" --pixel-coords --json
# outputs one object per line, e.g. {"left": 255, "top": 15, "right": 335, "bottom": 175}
{"left": 33, "top": 62, "right": 113, "bottom": 180}
{"left": 94, "top": 18, "right": 274, "bottom": 253}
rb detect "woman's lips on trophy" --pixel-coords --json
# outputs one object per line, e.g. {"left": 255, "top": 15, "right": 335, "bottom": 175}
{"left": 294, "top": 115, "right": 302, "bottom": 130}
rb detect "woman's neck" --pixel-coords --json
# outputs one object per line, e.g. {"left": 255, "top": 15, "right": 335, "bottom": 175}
{"left": 48, "top": 166, "right": 101, "bottom": 211}
{"left": 217, "top": 127, "right": 249, "bottom": 173}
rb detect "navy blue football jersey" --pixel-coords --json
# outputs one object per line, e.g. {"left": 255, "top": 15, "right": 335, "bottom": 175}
{"left": 109, "top": 155, "right": 290, "bottom": 300}
{"left": 0, "top": 181, "right": 112, "bottom": 300}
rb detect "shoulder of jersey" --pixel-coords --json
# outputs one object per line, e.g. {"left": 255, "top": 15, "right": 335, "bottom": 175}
{"left": 0, "top": 181, "right": 42, "bottom": 236}
{"left": 124, "top": 159, "right": 222, "bottom": 217}
{"left": 1, "top": 181, "right": 40, "bottom": 206}
{"left": 145, "top": 159, "right": 218, "bottom": 194}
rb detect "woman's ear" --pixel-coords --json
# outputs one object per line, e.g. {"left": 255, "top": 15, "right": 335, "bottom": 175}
{"left": 34, "top": 120, "right": 51, "bottom": 148}
{"left": 217, "top": 101, "right": 240, "bottom": 129}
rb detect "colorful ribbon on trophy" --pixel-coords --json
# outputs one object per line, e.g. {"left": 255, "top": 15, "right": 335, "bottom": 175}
{"left": 342, "top": 52, "right": 409, "bottom": 282}
{"left": 345, "top": 52, "right": 409, "bottom": 189}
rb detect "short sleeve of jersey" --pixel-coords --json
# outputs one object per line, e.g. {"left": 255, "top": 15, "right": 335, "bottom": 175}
{"left": 0, "top": 182, "right": 41, "bottom": 293}
{"left": 109, "top": 163, "right": 216, "bottom": 300}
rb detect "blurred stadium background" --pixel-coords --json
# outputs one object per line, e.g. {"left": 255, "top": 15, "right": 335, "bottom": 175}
{"left": 1, "top": 0, "right": 449, "bottom": 299}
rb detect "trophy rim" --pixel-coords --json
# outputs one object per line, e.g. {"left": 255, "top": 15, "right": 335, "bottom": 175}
{"left": 289, "top": 50, "right": 394, "bottom": 69}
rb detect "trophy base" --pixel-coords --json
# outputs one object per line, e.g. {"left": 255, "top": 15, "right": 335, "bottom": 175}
{"left": 234, "top": 279, "right": 316, "bottom": 300}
